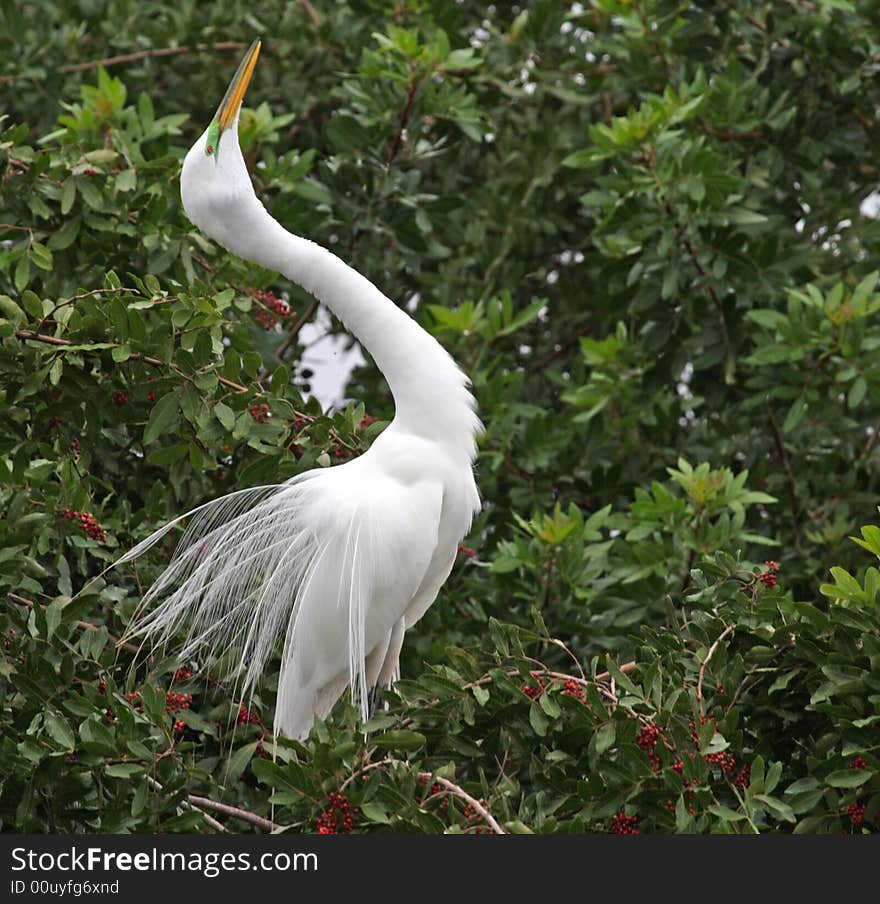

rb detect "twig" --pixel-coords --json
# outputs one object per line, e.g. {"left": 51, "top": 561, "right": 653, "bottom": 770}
{"left": 418, "top": 773, "right": 506, "bottom": 834}
{"left": 146, "top": 777, "right": 228, "bottom": 833}
{"left": 339, "top": 756, "right": 395, "bottom": 793}
{"left": 702, "top": 122, "right": 763, "bottom": 142}
{"left": 299, "top": 0, "right": 321, "bottom": 27}
{"left": 187, "top": 794, "right": 280, "bottom": 832}
{"left": 680, "top": 230, "right": 730, "bottom": 349}
{"left": 7, "top": 591, "right": 139, "bottom": 654}
{"left": 766, "top": 405, "right": 802, "bottom": 551}
{"left": 387, "top": 73, "right": 421, "bottom": 162}
{"left": 697, "top": 624, "right": 734, "bottom": 717}
{"left": 36, "top": 288, "right": 136, "bottom": 335}
{"left": 274, "top": 299, "right": 318, "bottom": 363}
{"left": 14, "top": 328, "right": 359, "bottom": 453}
{"left": 14, "top": 329, "right": 248, "bottom": 392}
{"left": 60, "top": 41, "right": 248, "bottom": 75}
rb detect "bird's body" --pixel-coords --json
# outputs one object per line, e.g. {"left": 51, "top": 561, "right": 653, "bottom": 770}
{"left": 121, "top": 40, "right": 480, "bottom": 740}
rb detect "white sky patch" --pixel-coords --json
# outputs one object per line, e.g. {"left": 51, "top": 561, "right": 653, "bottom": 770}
{"left": 296, "top": 306, "right": 366, "bottom": 411}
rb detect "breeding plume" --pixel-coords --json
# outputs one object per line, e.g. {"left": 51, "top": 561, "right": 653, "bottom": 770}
{"left": 120, "top": 40, "right": 481, "bottom": 740}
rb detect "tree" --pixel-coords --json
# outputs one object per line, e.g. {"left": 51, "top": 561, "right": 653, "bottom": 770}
{"left": 0, "top": 0, "right": 877, "bottom": 834}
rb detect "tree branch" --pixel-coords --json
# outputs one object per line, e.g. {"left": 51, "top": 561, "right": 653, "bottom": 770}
{"left": 14, "top": 327, "right": 359, "bottom": 453}
{"left": 187, "top": 794, "right": 280, "bottom": 832}
{"left": 766, "top": 405, "right": 802, "bottom": 551}
{"left": 697, "top": 624, "right": 734, "bottom": 717}
{"left": 60, "top": 41, "right": 248, "bottom": 75}
{"left": 418, "top": 772, "right": 506, "bottom": 834}
{"left": 7, "top": 591, "right": 139, "bottom": 654}
{"left": 145, "top": 777, "right": 228, "bottom": 833}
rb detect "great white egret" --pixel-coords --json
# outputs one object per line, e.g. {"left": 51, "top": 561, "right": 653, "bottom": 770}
{"left": 119, "top": 39, "right": 481, "bottom": 740}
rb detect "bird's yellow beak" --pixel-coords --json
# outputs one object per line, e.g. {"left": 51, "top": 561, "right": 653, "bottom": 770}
{"left": 205, "top": 37, "right": 261, "bottom": 157}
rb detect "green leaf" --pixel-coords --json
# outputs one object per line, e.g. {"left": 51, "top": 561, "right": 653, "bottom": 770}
{"left": 106, "top": 763, "right": 146, "bottom": 779}
{"left": 594, "top": 721, "right": 615, "bottom": 755}
{"left": 372, "top": 730, "right": 426, "bottom": 751}
{"left": 143, "top": 391, "right": 180, "bottom": 445}
{"left": 825, "top": 769, "right": 873, "bottom": 788}
{"left": 225, "top": 741, "right": 260, "bottom": 787}
{"left": 43, "top": 712, "right": 75, "bottom": 751}
{"left": 214, "top": 402, "right": 235, "bottom": 432}
{"left": 708, "top": 805, "right": 746, "bottom": 822}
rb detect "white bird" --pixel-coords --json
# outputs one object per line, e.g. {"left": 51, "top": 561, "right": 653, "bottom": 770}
{"left": 119, "top": 39, "right": 481, "bottom": 741}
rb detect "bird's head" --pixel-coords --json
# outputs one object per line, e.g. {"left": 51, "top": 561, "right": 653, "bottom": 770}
{"left": 180, "top": 38, "right": 261, "bottom": 239}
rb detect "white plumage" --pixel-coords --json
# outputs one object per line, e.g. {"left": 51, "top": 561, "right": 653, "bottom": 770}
{"left": 120, "top": 40, "right": 480, "bottom": 740}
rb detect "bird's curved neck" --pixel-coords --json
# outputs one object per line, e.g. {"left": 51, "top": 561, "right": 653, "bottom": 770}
{"left": 225, "top": 198, "right": 478, "bottom": 457}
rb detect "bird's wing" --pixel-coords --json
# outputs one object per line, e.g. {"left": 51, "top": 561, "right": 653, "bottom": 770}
{"left": 119, "top": 463, "right": 443, "bottom": 734}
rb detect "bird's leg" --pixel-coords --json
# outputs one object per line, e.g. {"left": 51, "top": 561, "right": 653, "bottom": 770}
{"left": 368, "top": 683, "right": 387, "bottom": 717}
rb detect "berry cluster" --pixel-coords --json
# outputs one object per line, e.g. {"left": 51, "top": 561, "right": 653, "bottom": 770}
{"left": 850, "top": 756, "right": 868, "bottom": 770}
{"left": 561, "top": 678, "right": 586, "bottom": 702}
{"left": 237, "top": 705, "right": 260, "bottom": 725}
{"left": 848, "top": 802, "right": 866, "bottom": 827}
{"left": 165, "top": 691, "right": 192, "bottom": 714}
{"left": 113, "top": 391, "right": 128, "bottom": 406}
{"left": 125, "top": 688, "right": 192, "bottom": 715}
{"left": 68, "top": 437, "right": 81, "bottom": 457}
{"left": 419, "top": 777, "right": 449, "bottom": 810}
{"left": 522, "top": 676, "right": 546, "bottom": 700}
{"left": 250, "top": 403, "right": 271, "bottom": 424}
{"left": 705, "top": 751, "right": 737, "bottom": 775}
{"left": 147, "top": 389, "right": 156, "bottom": 403}
{"left": 315, "top": 792, "right": 354, "bottom": 834}
{"left": 637, "top": 721, "right": 663, "bottom": 771}
{"left": 60, "top": 508, "right": 107, "bottom": 542}
{"left": 173, "top": 720, "right": 186, "bottom": 734}
{"left": 47, "top": 416, "right": 64, "bottom": 431}
{"left": 732, "top": 763, "right": 751, "bottom": 790}
{"left": 171, "top": 667, "right": 193, "bottom": 685}
{"left": 360, "top": 413, "right": 378, "bottom": 430}
{"left": 249, "top": 289, "right": 294, "bottom": 331}
{"left": 760, "top": 559, "right": 780, "bottom": 589}
{"left": 610, "top": 812, "right": 639, "bottom": 834}
{"left": 4, "top": 628, "right": 15, "bottom": 650}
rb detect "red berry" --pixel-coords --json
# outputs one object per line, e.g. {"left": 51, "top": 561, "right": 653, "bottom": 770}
{"left": 732, "top": 763, "right": 751, "bottom": 790}
{"left": 561, "top": 678, "right": 586, "bottom": 702}
{"left": 249, "top": 288, "right": 294, "bottom": 331}
{"left": 315, "top": 791, "right": 353, "bottom": 834}
{"left": 236, "top": 704, "right": 259, "bottom": 725}
{"left": 848, "top": 801, "right": 866, "bottom": 827}
{"left": 610, "top": 812, "right": 639, "bottom": 834}
{"left": 249, "top": 403, "right": 271, "bottom": 424}
{"left": 113, "top": 391, "right": 128, "bottom": 406}
{"left": 522, "top": 677, "right": 544, "bottom": 700}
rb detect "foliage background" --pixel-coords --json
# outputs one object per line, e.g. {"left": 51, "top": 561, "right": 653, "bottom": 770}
{"left": 1, "top": 0, "right": 879, "bottom": 834}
